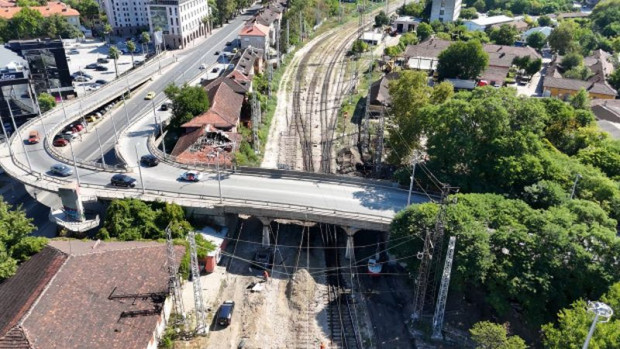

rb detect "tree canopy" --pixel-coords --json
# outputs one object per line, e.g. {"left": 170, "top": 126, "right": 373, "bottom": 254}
{"left": 470, "top": 321, "right": 527, "bottom": 349}
{"left": 374, "top": 11, "right": 389, "bottom": 27}
{"left": 0, "top": 7, "right": 82, "bottom": 42}
{"left": 437, "top": 40, "right": 489, "bottom": 80}
{"left": 489, "top": 24, "right": 519, "bottom": 46}
{"left": 526, "top": 31, "right": 547, "bottom": 50}
{"left": 590, "top": 0, "right": 620, "bottom": 37}
{"left": 37, "top": 93, "right": 56, "bottom": 113}
{"left": 164, "top": 83, "right": 210, "bottom": 129}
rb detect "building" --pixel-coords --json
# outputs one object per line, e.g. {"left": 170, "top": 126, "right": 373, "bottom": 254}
{"left": 148, "top": 0, "right": 211, "bottom": 49}
{"left": 489, "top": 19, "right": 529, "bottom": 32}
{"left": 361, "top": 30, "right": 383, "bottom": 45}
{"left": 464, "top": 15, "right": 520, "bottom": 31}
{"left": 0, "top": 240, "right": 184, "bottom": 349}
{"left": 100, "top": 0, "right": 150, "bottom": 36}
{"left": 590, "top": 99, "right": 620, "bottom": 138}
{"left": 429, "top": 0, "right": 461, "bottom": 23}
{"left": 543, "top": 50, "right": 617, "bottom": 99}
{"left": 0, "top": 1, "right": 81, "bottom": 27}
{"left": 393, "top": 16, "right": 418, "bottom": 32}
{"left": 0, "top": 46, "right": 37, "bottom": 125}
{"left": 239, "top": 20, "right": 270, "bottom": 52}
{"left": 521, "top": 26, "right": 553, "bottom": 41}
{"left": 368, "top": 72, "right": 400, "bottom": 115}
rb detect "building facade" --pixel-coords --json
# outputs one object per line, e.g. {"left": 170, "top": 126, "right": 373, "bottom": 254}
{"left": 429, "top": 0, "right": 461, "bottom": 23}
{"left": 147, "top": 0, "right": 210, "bottom": 49}
{"left": 100, "top": 0, "right": 150, "bottom": 36}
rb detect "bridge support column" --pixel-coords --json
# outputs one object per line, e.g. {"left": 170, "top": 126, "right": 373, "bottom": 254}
{"left": 258, "top": 217, "right": 272, "bottom": 247}
{"left": 343, "top": 227, "right": 359, "bottom": 260}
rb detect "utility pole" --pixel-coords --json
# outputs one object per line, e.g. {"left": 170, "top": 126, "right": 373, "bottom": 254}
{"left": 374, "top": 107, "right": 385, "bottom": 177}
{"left": 431, "top": 236, "right": 456, "bottom": 340}
{"left": 189, "top": 230, "right": 208, "bottom": 335}
{"left": 299, "top": 12, "right": 303, "bottom": 42}
{"left": 251, "top": 93, "right": 260, "bottom": 152}
{"left": 268, "top": 60, "right": 273, "bottom": 99}
{"left": 165, "top": 225, "right": 187, "bottom": 331}
{"left": 134, "top": 143, "right": 145, "bottom": 194}
{"left": 5, "top": 98, "right": 33, "bottom": 173}
{"left": 286, "top": 20, "right": 290, "bottom": 53}
{"left": 407, "top": 151, "right": 421, "bottom": 206}
{"left": 94, "top": 127, "right": 106, "bottom": 167}
{"left": 362, "top": 51, "right": 374, "bottom": 156}
{"left": 68, "top": 140, "right": 81, "bottom": 187}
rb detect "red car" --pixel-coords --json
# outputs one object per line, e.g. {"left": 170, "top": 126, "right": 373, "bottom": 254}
{"left": 53, "top": 138, "right": 68, "bottom": 147}
{"left": 74, "top": 124, "right": 84, "bottom": 132}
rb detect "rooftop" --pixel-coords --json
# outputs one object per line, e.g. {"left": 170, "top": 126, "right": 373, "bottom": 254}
{"left": 239, "top": 21, "right": 269, "bottom": 37}
{"left": 465, "top": 15, "right": 518, "bottom": 26}
{"left": 181, "top": 82, "right": 244, "bottom": 129}
{"left": 0, "top": 1, "right": 80, "bottom": 19}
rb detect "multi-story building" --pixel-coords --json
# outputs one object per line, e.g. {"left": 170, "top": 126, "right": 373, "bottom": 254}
{"left": 429, "top": 0, "right": 461, "bottom": 23}
{"left": 147, "top": 0, "right": 210, "bottom": 49}
{"left": 100, "top": 0, "right": 151, "bottom": 36}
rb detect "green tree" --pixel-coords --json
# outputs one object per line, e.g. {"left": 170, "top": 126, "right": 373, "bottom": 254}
{"left": 12, "top": 7, "right": 44, "bottom": 39}
{"left": 460, "top": 7, "right": 479, "bottom": 19}
{"left": 591, "top": 0, "right": 620, "bottom": 37}
{"left": 351, "top": 39, "right": 369, "bottom": 54}
{"left": 538, "top": 15, "right": 552, "bottom": 26}
{"left": 140, "top": 31, "right": 151, "bottom": 54}
{"left": 473, "top": 0, "right": 486, "bottom": 11}
{"left": 0, "top": 18, "right": 9, "bottom": 43}
{"left": 437, "top": 40, "right": 489, "bottom": 80}
{"left": 42, "top": 14, "right": 81, "bottom": 39}
{"left": 489, "top": 24, "right": 519, "bottom": 45}
{"left": 522, "top": 179, "right": 567, "bottom": 209}
{"left": 570, "top": 88, "right": 590, "bottom": 110}
{"left": 399, "top": 1, "right": 425, "bottom": 17}
{"left": 416, "top": 22, "right": 433, "bottom": 41}
{"left": 103, "top": 23, "right": 112, "bottom": 44}
{"left": 548, "top": 22, "right": 576, "bottom": 54}
{"left": 526, "top": 31, "right": 547, "bottom": 50}
{"left": 470, "top": 321, "right": 527, "bottom": 349}
{"left": 108, "top": 45, "right": 120, "bottom": 78}
{"left": 37, "top": 93, "right": 56, "bottom": 113}
{"left": 375, "top": 10, "right": 390, "bottom": 27}
{"left": 563, "top": 66, "right": 593, "bottom": 80}
{"left": 561, "top": 52, "right": 583, "bottom": 71}
{"left": 525, "top": 58, "right": 542, "bottom": 76}
{"left": 164, "top": 83, "right": 210, "bottom": 128}
{"left": 216, "top": 0, "right": 236, "bottom": 24}
{"left": 608, "top": 69, "right": 620, "bottom": 90}
{"left": 201, "top": 15, "right": 211, "bottom": 36}
{"left": 542, "top": 282, "right": 620, "bottom": 349}
{"left": 126, "top": 40, "right": 136, "bottom": 67}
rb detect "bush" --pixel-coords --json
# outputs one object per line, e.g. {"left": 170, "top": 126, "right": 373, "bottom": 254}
{"left": 38, "top": 93, "right": 56, "bottom": 113}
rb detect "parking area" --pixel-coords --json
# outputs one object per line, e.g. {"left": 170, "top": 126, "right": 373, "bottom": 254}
{"left": 64, "top": 39, "right": 147, "bottom": 97}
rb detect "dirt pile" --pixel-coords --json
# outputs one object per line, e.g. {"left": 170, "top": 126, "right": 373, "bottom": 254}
{"left": 286, "top": 268, "right": 317, "bottom": 311}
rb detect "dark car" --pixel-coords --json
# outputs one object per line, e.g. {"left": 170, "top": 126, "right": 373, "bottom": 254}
{"left": 85, "top": 63, "right": 98, "bottom": 69}
{"left": 110, "top": 174, "right": 136, "bottom": 188}
{"left": 95, "top": 65, "right": 109, "bottom": 71}
{"left": 225, "top": 41, "right": 232, "bottom": 46}
{"left": 72, "top": 71, "right": 93, "bottom": 79}
{"left": 217, "top": 301, "right": 235, "bottom": 327}
{"left": 140, "top": 154, "right": 159, "bottom": 167}
{"left": 97, "top": 58, "right": 110, "bottom": 64}
{"left": 214, "top": 50, "right": 220, "bottom": 55}
{"left": 253, "top": 248, "right": 274, "bottom": 270}
{"left": 50, "top": 163, "right": 73, "bottom": 176}
{"left": 160, "top": 103, "right": 169, "bottom": 111}
{"left": 95, "top": 79, "right": 108, "bottom": 85}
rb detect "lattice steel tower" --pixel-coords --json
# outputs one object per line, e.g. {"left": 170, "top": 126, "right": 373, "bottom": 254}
{"left": 188, "top": 231, "right": 208, "bottom": 334}
{"left": 432, "top": 236, "right": 456, "bottom": 339}
{"left": 166, "top": 226, "right": 187, "bottom": 330}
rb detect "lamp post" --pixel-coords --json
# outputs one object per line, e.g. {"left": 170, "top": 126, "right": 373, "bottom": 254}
{"left": 95, "top": 127, "right": 106, "bottom": 166}
{"left": 135, "top": 143, "right": 145, "bottom": 194}
{"left": 157, "top": 116, "right": 167, "bottom": 156}
{"left": 0, "top": 115, "right": 13, "bottom": 157}
{"left": 68, "top": 139, "right": 81, "bottom": 187}
{"left": 582, "top": 301, "right": 613, "bottom": 349}
{"left": 5, "top": 98, "right": 33, "bottom": 173}
{"left": 27, "top": 82, "right": 48, "bottom": 135}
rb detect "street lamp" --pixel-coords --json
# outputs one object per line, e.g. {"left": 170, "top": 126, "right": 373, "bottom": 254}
{"left": 68, "top": 139, "right": 81, "bottom": 187}
{"left": 134, "top": 143, "right": 145, "bottom": 194}
{"left": 583, "top": 301, "right": 613, "bottom": 349}
{"left": 94, "top": 127, "right": 106, "bottom": 167}
{"left": 5, "top": 98, "right": 33, "bottom": 173}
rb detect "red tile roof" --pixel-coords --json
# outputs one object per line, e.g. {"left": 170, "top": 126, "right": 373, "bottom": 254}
{"left": 0, "top": 2, "right": 80, "bottom": 19}
{"left": 0, "top": 327, "right": 31, "bottom": 349}
{"left": 182, "top": 82, "right": 244, "bottom": 129}
{"left": 171, "top": 126, "right": 206, "bottom": 156}
{"left": 239, "top": 21, "right": 269, "bottom": 37}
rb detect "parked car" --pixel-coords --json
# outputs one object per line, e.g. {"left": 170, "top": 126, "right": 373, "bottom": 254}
{"left": 85, "top": 63, "right": 98, "bottom": 69}
{"left": 160, "top": 102, "right": 170, "bottom": 111}
{"left": 85, "top": 83, "right": 101, "bottom": 91}
{"left": 73, "top": 124, "right": 84, "bottom": 132}
{"left": 140, "top": 154, "right": 159, "bottom": 167}
{"left": 68, "top": 49, "right": 79, "bottom": 55}
{"left": 144, "top": 91, "right": 156, "bottom": 100}
{"left": 50, "top": 163, "right": 73, "bottom": 177}
{"left": 212, "top": 67, "right": 219, "bottom": 73}
{"left": 110, "top": 174, "right": 136, "bottom": 188}
{"left": 86, "top": 115, "right": 101, "bottom": 123}
{"left": 180, "top": 171, "right": 202, "bottom": 182}
{"left": 95, "top": 79, "right": 108, "bottom": 85}
{"left": 216, "top": 301, "right": 235, "bottom": 327}
{"left": 60, "top": 133, "right": 77, "bottom": 141}
{"left": 27, "top": 130, "right": 40, "bottom": 144}
{"left": 95, "top": 65, "right": 108, "bottom": 71}
{"left": 53, "top": 137, "right": 68, "bottom": 147}
{"left": 253, "top": 247, "right": 275, "bottom": 270}
{"left": 72, "top": 71, "right": 93, "bottom": 79}
{"left": 225, "top": 41, "right": 232, "bottom": 46}
{"left": 73, "top": 75, "right": 90, "bottom": 82}
{"left": 97, "top": 58, "right": 110, "bottom": 64}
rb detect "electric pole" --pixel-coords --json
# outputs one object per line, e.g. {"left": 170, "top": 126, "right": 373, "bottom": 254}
{"left": 252, "top": 92, "right": 260, "bottom": 152}
{"left": 374, "top": 107, "right": 385, "bottom": 177}
{"left": 189, "top": 230, "right": 208, "bottom": 335}
{"left": 432, "top": 236, "right": 456, "bottom": 340}
{"left": 165, "top": 225, "right": 187, "bottom": 331}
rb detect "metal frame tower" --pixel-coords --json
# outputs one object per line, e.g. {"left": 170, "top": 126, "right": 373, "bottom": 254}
{"left": 188, "top": 230, "right": 208, "bottom": 335}
{"left": 251, "top": 92, "right": 260, "bottom": 152}
{"left": 165, "top": 226, "right": 187, "bottom": 330}
{"left": 432, "top": 236, "right": 456, "bottom": 340}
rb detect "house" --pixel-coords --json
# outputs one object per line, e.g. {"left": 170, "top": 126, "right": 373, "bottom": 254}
{"left": 255, "top": 6, "right": 281, "bottom": 50}
{"left": 0, "top": 1, "right": 81, "bottom": 27}
{"left": 543, "top": 50, "right": 617, "bottom": 99}
{"left": 590, "top": 99, "right": 620, "bottom": 138}
{"left": 521, "top": 26, "right": 553, "bottom": 40}
{"left": 197, "top": 226, "right": 229, "bottom": 273}
{"left": 361, "top": 30, "right": 384, "bottom": 45}
{"left": 490, "top": 19, "right": 529, "bottom": 32}
{"left": 556, "top": 12, "right": 590, "bottom": 20}
{"left": 239, "top": 20, "right": 270, "bottom": 52}
{"left": 393, "top": 16, "right": 418, "bottom": 32}
{"left": 464, "top": 15, "right": 520, "bottom": 31}
{"left": 0, "top": 240, "right": 184, "bottom": 349}
{"left": 368, "top": 72, "right": 400, "bottom": 115}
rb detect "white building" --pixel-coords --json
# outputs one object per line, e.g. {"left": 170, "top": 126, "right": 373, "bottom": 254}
{"left": 100, "top": 0, "right": 151, "bottom": 36}
{"left": 148, "top": 0, "right": 210, "bottom": 49}
{"left": 464, "top": 15, "right": 519, "bottom": 31}
{"left": 393, "top": 16, "right": 418, "bottom": 32}
{"left": 430, "top": 0, "right": 461, "bottom": 23}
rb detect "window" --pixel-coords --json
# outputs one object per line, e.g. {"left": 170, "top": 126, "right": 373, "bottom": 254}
{"left": 439, "top": 10, "right": 444, "bottom": 15}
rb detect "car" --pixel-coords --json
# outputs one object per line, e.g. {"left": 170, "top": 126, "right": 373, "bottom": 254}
{"left": 140, "top": 154, "right": 159, "bottom": 167}
{"left": 72, "top": 71, "right": 93, "bottom": 79}
{"left": 199, "top": 63, "right": 206, "bottom": 69}
{"left": 97, "top": 58, "right": 110, "bottom": 64}
{"left": 225, "top": 41, "right": 232, "bottom": 46}
{"left": 253, "top": 247, "right": 275, "bottom": 270}
{"left": 144, "top": 91, "right": 155, "bottom": 100}
{"left": 69, "top": 49, "right": 79, "bottom": 55}
{"left": 27, "top": 130, "right": 40, "bottom": 144}
{"left": 232, "top": 48, "right": 238, "bottom": 54}
{"left": 73, "top": 124, "right": 84, "bottom": 132}
{"left": 212, "top": 67, "right": 219, "bottom": 73}
{"left": 95, "top": 65, "right": 109, "bottom": 71}
{"left": 85, "top": 83, "right": 101, "bottom": 91}
{"left": 216, "top": 301, "right": 235, "bottom": 327}
{"left": 85, "top": 115, "right": 101, "bottom": 123}
{"left": 95, "top": 79, "right": 108, "bottom": 85}
{"left": 160, "top": 103, "right": 169, "bottom": 111}
{"left": 64, "top": 125, "right": 78, "bottom": 133}
{"left": 110, "top": 174, "right": 136, "bottom": 188}
{"left": 50, "top": 163, "right": 73, "bottom": 177}
{"left": 214, "top": 50, "right": 220, "bottom": 55}
{"left": 135, "top": 60, "right": 145, "bottom": 66}
{"left": 73, "top": 75, "right": 90, "bottom": 82}
{"left": 85, "top": 63, "right": 98, "bottom": 69}
{"left": 180, "top": 171, "right": 202, "bottom": 182}
{"left": 53, "top": 137, "right": 68, "bottom": 147}
{"left": 60, "top": 133, "right": 77, "bottom": 141}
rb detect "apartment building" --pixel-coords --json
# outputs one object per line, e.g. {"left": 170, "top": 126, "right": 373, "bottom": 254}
{"left": 429, "top": 0, "right": 461, "bottom": 23}
{"left": 100, "top": 0, "right": 151, "bottom": 35}
{"left": 148, "top": 0, "right": 210, "bottom": 49}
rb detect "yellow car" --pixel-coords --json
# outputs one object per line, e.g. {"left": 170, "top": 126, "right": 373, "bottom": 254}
{"left": 145, "top": 91, "right": 156, "bottom": 100}
{"left": 85, "top": 115, "right": 100, "bottom": 123}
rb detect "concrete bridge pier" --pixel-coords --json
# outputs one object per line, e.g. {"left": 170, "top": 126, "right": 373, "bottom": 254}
{"left": 343, "top": 226, "right": 359, "bottom": 260}
{"left": 258, "top": 217, "right": 272, "bottom": 247}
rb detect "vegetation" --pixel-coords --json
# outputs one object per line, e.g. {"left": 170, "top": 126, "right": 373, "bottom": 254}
{"left": 526, "top": 31, "right": 547, "bottom": 50}
{"left": 459, "top": 7, "right": 479, "bottom": 19}
{"left": 462, "top": 0, "right": 573, "bottom": 15}
{"left": 127, "top": 40, "right": 136, "bottom": 67}
{"left": 108, "top": 45, "right": 120, "bottom": 78}
{"left": 0, "top": 7, "right": 81, "bottom": 42}
{"left": 542, "top": 282, "right": 620, "bottom": 348}
{"left": 164, "top": 83, "right": 210, "bottom": 129}
{"left": 512, "top": 55, "right": 542, "bottom": 76}
{"left": 437, "top": 40, "right": 489, "bottom": 80}
{"left": 470, "top": 321, "right": 527, "bottom": 349}
{"left": 0, "top": 197, "right": 47, "bottom": 281}
{"left": 374, "top": 10, "right": 389, "bottom": 27}
{"left": 399, "top": 1, "right": 426, "bottom": 17}
{"left": 416, "top": 22, "right": 433, "bottom": 41}
{"left": 37, "top": 93, "right": 56, "bottom": 113}
{"left": 489, "top": 24, "right": 519, "bottom": 46}
{"left": 351, "top": 39, "right": 369, "bottom": 54}
{"left": 384, "top": 32, "right": 418, "bottom": 56}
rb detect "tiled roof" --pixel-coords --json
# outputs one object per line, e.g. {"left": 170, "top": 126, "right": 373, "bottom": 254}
{"left": 21, "top": 241, "right": 184, "bottom": 349}
{"left": 369, "top": 72, "right": 400, "bottom": 106}
{"left": 557, "top": 12, "right": 589, "bottom": 19}
{"left": 182, "top": 82, "right": 244, "bottom": 129}
{"left": 255, "top": 8, "right": 279, "bottom": 26}
{"left": 204, "top": 75, "right": 249, "bottom": 94}
{"left": 404, "top": 38, "right": 452, "bottom": 59}
{"left": 0, "top": 327, "right": 31, "bottom": 349}
{"left": 591, "top": 103, "right": 620, "bottom": 123}
{"left": 0, "top": 246, "right": 68, "bottom": 337}
{"left": 490, "top": 19, "right": 529, "bottom": 31}
{"left": 171, "top": 126, "right": 206, "bottom": 156}
{"left": 175, "top": 131, "right": 241, "bottom": 166}
{"left": 543, "top": 76, "right": 617, "bottom": 96}
{"left": 0, "top": 2, "right": 79, "bottom": 19}
{"left": 0, "top": 0, "right": 15, "bottom": 7}
{"left": 239, "top": 21, "right": 269, "bottom": 37}
{"left": 479, "top": 66, "right": 509, "bottom": 85}
{"left": 235, "top": 46, "right": 263, "bottom": 77}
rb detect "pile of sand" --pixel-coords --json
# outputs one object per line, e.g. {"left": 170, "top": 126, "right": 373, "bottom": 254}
{"left": 286, "top": 268, "right": 317, "bottom": 312}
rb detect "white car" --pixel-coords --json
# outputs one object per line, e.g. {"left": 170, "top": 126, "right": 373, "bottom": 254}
{"left": 180, "top": 171, "right": 203, "bottom": 182}
{"left": 86, "top": 83, "right": 101, "bottom": 91}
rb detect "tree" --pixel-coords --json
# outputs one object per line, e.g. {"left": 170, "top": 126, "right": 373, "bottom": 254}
{"left": 108, "top": 45, "right": 120, "bottom": 78}
{"left": 591, "top": 0, "right": 620, "bottom": 37}
{"left": 570, "top": 88, "right": 590, "bottom": 110}
{"left": 375, "top": 10, "right": 390, "bottom": 27}
{"left": 561, "top": 52, "right": 583, "bottom": 71}
{"left": 459, "top": 7, "right": 479, "bottom": 19}
{"left": 473, "top": 0, "right": 486, "bottom": 12}
{"left": 164, "top": 83, "right": 210, "bottom": 128}
{"left": 126, "top": 40, "right": 136, "bottom": 67}
{"left": 400, "top": 1, "right": 425, "bottom": 17}
{"left": 548, "top": 22, "right": 576, "bottom": 54}
{"left": 542, "top": 282, "right": 620, "bottom": 349}
{"left": 216, "top": 0, "right": 235, "bottom": 24}
{"left": 351, "top": 39, "right": 369, "bottom": 54}
{"left": 416, "top": 22, "right": 433, "bottom": 41}
{"left": 41, "top": 14, "right": 81, "bottom": 39}
{"left": 526, "top": 31, "right": 547, "bottom": 50}
{"left": 437, "top": 40, "right": 489, "bottom": 80}
{"left": 37, "top": 93, "right": 56, "bottom": 112}
{"left": 140, "top": 31, "right": 150, "bottom": 54}
{"left": 563, "top": 66, "right": 593, "bottom": 80}
{"left": 537, "top": 15, "right": 551, "bottom": 27}
{"left": 12, "top": 7, "right": 44, "bottom": 39}
{"left": 470, "top": 321, "right": 527, "bottom": 349}
{"left": 608, "top": 69, "right": 620, "bottom": 90}
{"left": 201, "top": 15, "right": 211, "bottom": 36}
{"left": 489, "top": 24, "right": 519, "bottom": 45}
{"left": 525, "top": 58, "right": 542, "bottom": 76}
{"left": 103, "top": 23, "right": 112, "bottom": 44}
